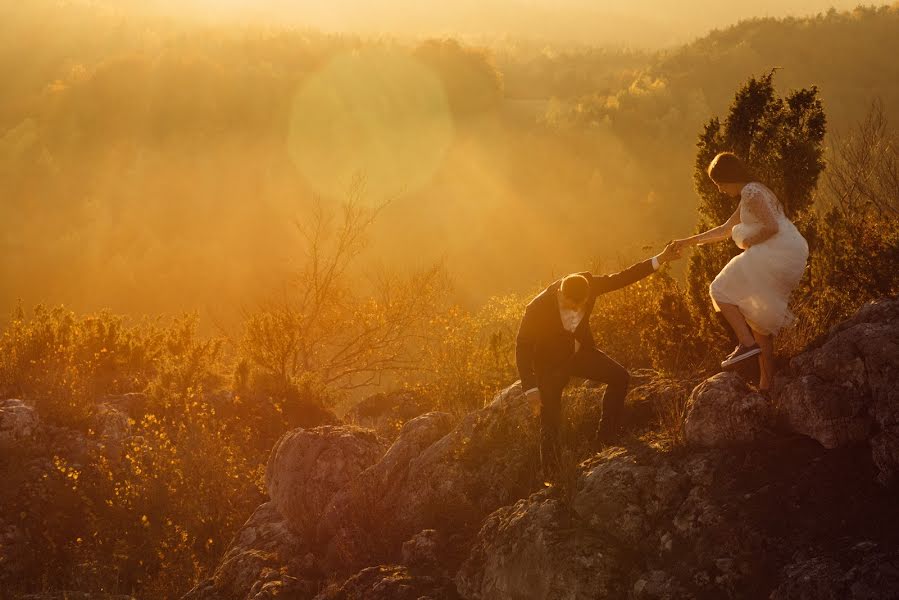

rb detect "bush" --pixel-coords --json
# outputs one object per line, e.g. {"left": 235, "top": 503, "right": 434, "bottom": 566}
{"left": 410, "top": 294, "right": 524, "bottom": 416}
{"left": 0, "top": 305, "right": 262, "bottom": 597}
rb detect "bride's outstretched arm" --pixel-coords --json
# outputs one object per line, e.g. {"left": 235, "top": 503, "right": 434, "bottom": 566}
{"left": 672, "top": 206, "right": 741, "bottom": 250}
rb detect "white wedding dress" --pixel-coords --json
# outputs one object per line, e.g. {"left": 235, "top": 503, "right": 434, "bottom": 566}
{"left": 709, "top": 181, "right": 809, "bottom": 335}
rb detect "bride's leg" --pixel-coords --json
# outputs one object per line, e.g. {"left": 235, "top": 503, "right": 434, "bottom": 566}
{"left": 750, "top": 328, "right": 775, "bottom": 390}
{"left": 719, "top": 303, "right": 756, "bottom": 347}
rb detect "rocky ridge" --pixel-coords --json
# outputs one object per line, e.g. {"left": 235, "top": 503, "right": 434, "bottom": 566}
{"left": 177, "top": 298, "right": 899, "bottom": 600}
{"left": 4, "top": 299, "right": 898, "bottom": 599}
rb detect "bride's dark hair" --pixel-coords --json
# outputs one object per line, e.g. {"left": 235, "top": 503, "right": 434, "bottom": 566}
{"left": 707, "top": 152, "right": 753, "bottom": 183}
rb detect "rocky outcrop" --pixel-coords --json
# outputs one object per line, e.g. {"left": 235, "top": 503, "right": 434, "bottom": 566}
{"left": 684, "top": 373, "right": 772, "bottom": 447}
{"left": 94, "top": 403, "right": 131, "bottom": 460}
{"left": 179, "top": 298, "right": 899, "bottom": 600}
{"left": 0, "top": 399, "right": 38, "bottom": 449}
{"left": 456, "top": 492, "right": 626, "bottom": 600}
{"left": 458, "top": 437, "right": 899, "bottom": 600}
{"left": 777, "top": 298, "right": 899, "bottom": 483}
{"left": 315, "top": 412, "right": 456, "bottom": 572}
{"left": 570, "top": 447, "right": 692, "bottom": 549}
{"left": 769, "top": 542, "right": 899, "bottom": 600}
{"left": 265, "top": 425, "right": 386, "bottom": 538}
{"left": 401, "top": 529, "right": 442, "bottom": 570}
{"left": 318, "top": 384, "right": 540, "bottom": 574}
{"left": 182, "top": 502, "right": 319, "bottom": 600}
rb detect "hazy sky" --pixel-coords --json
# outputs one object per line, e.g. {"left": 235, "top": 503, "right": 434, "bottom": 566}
{"left": 118, "top": 0, "right": 887, "bottom": 47}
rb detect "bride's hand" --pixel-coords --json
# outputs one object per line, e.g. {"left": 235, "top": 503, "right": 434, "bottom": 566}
{"left": 659, "top": 241, "right": 683, "bottom": 263}
{"left": 670, "top": 238, "right": 691, "bottom": 253}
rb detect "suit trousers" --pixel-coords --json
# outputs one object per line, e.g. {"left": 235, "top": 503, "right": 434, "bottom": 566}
{"left": 536, "top": 347, "right": 630, "bottom": 472}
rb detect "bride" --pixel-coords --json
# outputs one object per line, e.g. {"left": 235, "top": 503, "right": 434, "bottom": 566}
{"left": 673, "top": 152, "right": 809, "bottom": 391}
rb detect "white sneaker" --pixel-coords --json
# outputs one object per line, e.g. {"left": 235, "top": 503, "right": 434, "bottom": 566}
{"left": 721, "top": 343, "right": 761, "bottom": 368}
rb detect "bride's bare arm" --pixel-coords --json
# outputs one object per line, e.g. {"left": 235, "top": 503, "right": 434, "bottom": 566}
{"left": 674, "top": 206, "right": 741, "bottom": 249}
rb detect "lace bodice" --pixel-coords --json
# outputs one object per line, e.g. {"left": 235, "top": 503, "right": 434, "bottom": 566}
{"left": 732, "top": 182, "right": 788, "bottom": 249}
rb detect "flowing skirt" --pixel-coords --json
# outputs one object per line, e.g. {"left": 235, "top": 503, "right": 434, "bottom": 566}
{"left": 709, "top": 223, "right": 809, "bottom": 335}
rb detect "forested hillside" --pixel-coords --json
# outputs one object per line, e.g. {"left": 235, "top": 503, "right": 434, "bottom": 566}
{"left": 2, "top": 3, "right": 898, "bottom": 326}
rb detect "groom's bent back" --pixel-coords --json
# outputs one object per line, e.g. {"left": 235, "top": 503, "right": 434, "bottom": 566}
{"left": 515, "top": 251, "right": 672, "bottom": 474}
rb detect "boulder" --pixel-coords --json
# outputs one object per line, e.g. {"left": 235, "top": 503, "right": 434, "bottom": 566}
{"left": 456, "top": 434, "right": 899, "bottom": 600}
{"left": 265, "top": 425, "right": 386, "bottom": 537}
{"left": 401, "top": 529, "right": 441, "bottom": 570}
{"left": 769, "top": 542, "right": 899, "bottom": 600}
{"left": 317, "top": 383, "right": 541, "bottom": 574}
{"left": 631, "top": 570, "right": 691, "bottom": 600}
{"left": 455, "top": 492, "right": 626, "bottom": 600}
{"left": 316, "top": 411, "right": 456, "bottom": 572}
{"left": 777, "top": 298, "right": 899, "bottom": 483}
{"left": 570, "top": 447, "right": 690, "bottom": 549}
{"left": 0, "top": 399, "right": 38, "bottom": 449}
{"left": 684, "top": 373, "right": 772, "bottom": 448}
{"left": 182, "top": 502, "right": 318, "bottom": 600}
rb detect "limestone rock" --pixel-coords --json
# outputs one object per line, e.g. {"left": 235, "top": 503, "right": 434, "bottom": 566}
{"left": 455, "top": 492, "right": 625, "bottom": 600}
{"left": 684, "top": 373, "right": 772, "bottom": 448}
{"left": 182, "top": 502, "right": 318, "bottom": 600}
{"left": 318, "top": 383, "right": 541, "bottom": 574}
{"left": 777, "top": 298, "right": 899, "bottom": 483}
{"left": 769, "top": 542, "right": 899, "bottom": 600}
{"left": 401, "top": 529, "right": 441, "bottom": 570}
{"left": 0, "top": 399, "right": 38, "bottom": 449}
{"left": 316, "top": 411, "right": 456, "bottom": 572}
{"left": 265, "top": 425, "right": 386, "bottom": 537}
{"left": 632, "top": 570, "right": 691, "bottom": 600}
{"left": 571, "top": 447, "right": 690, "bottom": 549}
{"left": 94, "top": 403, "right": 131, "bottom": 460}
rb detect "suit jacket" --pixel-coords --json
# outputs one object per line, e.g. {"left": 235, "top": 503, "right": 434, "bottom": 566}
{"left": 515, "top": 258, "right": 656, "bottom": 391}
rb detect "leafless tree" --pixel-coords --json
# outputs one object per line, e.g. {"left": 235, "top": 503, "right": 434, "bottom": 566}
{"left": 824, "top": 99, "right": 899, "bottom": 217}
{"left": 239, "top": 176, "right": 449, "bottom": 394}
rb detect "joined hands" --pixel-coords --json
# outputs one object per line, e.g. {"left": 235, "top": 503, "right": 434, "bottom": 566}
{"left": 658, "top": 240, "right": 685, "bottom": 264}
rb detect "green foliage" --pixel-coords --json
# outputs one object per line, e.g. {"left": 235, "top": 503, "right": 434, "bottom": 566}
{"left": 693, "top": 71, "right": 826, "bottom": 222}
{"left": 591, "top": 268, "right": 704, "bottom": 374}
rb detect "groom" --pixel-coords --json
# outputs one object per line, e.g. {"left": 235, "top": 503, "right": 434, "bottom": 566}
{"left": 515, "top": 243, "right": 681, "bottom": 473}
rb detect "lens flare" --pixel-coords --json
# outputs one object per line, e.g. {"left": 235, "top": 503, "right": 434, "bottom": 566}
{"left": 287, "top": 48, "right": 454, "bottom": 201}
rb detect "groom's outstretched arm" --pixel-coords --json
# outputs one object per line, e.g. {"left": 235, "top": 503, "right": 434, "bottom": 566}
{"left": 589, "top": 255, "right": 662, "bottom": 296}
{"left": 515, "top": 303, "right": 540, "bottom": 394}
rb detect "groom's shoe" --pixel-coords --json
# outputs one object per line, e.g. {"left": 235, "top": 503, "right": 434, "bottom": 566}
{"left": 721, "top": 343, "right": 761, "bottom": 368}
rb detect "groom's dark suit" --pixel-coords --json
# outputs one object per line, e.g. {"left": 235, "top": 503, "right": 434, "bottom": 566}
{"left": 515, "top": 258, "right": 658, "bottom": 470}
